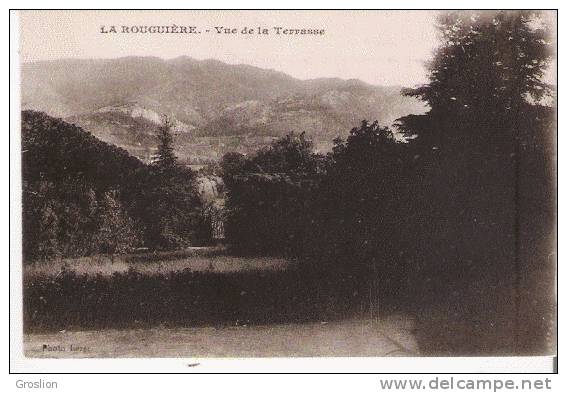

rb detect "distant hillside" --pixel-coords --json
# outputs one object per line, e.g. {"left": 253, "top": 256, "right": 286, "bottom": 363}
{"left": 21, "top": 56, "right": 426, "bottom": 163}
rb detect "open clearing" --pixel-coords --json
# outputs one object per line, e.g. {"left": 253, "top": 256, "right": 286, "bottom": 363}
{"left": 24, "top": 316, "right": 418, "bottom": 358}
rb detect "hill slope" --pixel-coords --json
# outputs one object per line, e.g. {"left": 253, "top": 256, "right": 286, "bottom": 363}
{"left": 22, "top": 57, "right": 426, "bottom": 163}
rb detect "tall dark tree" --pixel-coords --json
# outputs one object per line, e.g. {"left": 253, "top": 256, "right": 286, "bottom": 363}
{"left": 138, "top": 116, "right": 204, "bottom": 249}
{"left": 403, "top": 11, "right": 553, "bottom": 135}
{"left": 397, "top": 11, "right": 555, "bottom": 355}
{"left": 154, "top": 116, "right": 178, "bottom": 170}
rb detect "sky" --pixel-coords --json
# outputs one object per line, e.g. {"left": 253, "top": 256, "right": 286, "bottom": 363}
{"left": 18, "top": 10, "right": 440, "bottom": 87}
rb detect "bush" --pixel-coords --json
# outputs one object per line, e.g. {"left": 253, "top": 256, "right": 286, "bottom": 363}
{"left": 221, "top": 133, "right": 324, "bottom": 256}
{"left": 23, "top": 267, "right": 373, "bottom": 333}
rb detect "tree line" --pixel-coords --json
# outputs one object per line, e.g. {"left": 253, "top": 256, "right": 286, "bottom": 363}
{"left": 22, "top": 112, "right": 208, "bottom": 262}
{"left": 219, "top": 11, "right": 555, "bottom": 353}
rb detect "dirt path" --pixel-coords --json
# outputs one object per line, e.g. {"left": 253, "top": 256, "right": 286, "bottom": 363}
{"left": 24, "top": 316, "right": 418, "bottom": 358}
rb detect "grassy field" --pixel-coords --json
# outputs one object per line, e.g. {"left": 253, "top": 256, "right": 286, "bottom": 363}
{"left": 24, "top": 247, "right": 291, "bottom": 278}
{"left": 23, "top": 248, "right": 373, "bottom": 333}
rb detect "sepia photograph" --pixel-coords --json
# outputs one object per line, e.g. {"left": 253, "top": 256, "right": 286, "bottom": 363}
{"left": 11, "top": 9, "right": 557, "bottom": 367}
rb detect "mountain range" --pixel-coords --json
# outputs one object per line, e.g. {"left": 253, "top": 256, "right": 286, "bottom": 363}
{"left": 21, "top": 56, "right": 426, "bottom": 164}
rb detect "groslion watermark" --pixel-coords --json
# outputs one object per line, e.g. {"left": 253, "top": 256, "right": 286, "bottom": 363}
{"left": 16, "top": 379, "right": 58, "bottom": 389}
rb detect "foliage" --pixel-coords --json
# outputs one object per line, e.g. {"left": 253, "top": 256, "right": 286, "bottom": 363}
{"left": 23, "top": 267, "right": 367, "bottom": 333}
{"left": 396, "top": 11, "right": 556, "bottom": 354}
{"left": 154, "top": 116, "right": 178, "bottom": 170}
{"left": 405, "top": 11, "right": 553, "bottom": 120}
{"left": 22, "top": 111, "right": 203, "bottom": 260}
{"left": 221, "top": 132, "right": 324, "bottom": 256}
{"left": 219, "top": 11, "right": 555, "bottom": 354}
{"left": 139, "top": 164, "right": 202, "bottom": 250}
{"left": 306, "top": 122, "right": 416, "bottom": 290}
{"left": 141, "top": 118, "right": 203, "bottom": 249}
{"left": 93, "top": 190, "right": 140, "bottom": 255}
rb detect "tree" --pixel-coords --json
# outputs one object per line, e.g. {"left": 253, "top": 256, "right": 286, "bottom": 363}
{"left": 252, "top": 132, "right": 322, "bottom": 175}
{"left": 397, "top": 11, "right": 556, "bottom": 355}
{"left": 21, "top": 111, "right": 152, "bottom": 261}
{"left": 135, "top": 115, "right": 205, "bottom": 250}
{"left": 154, "top": 116, "right": 178, "bottom": 170}
{"left": 403, "top": 11, "right": 553, "bottom": 135}
{"left": 95, "top": 190, "right": 139, "bottom": 256}
{"left": 36, "top": 202, "right": 61, "bottom": 260}
{"left": 221, "top": 133, "right": 324, "bottom": 255}
{"left": 307, "top": 121, "right": 415, "bottom": 295}
{"left": 21, "top": 111, "right": 206, "bottom": 258}
{"left": 219, "top": 152, "right": 247, "bottom": 186}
